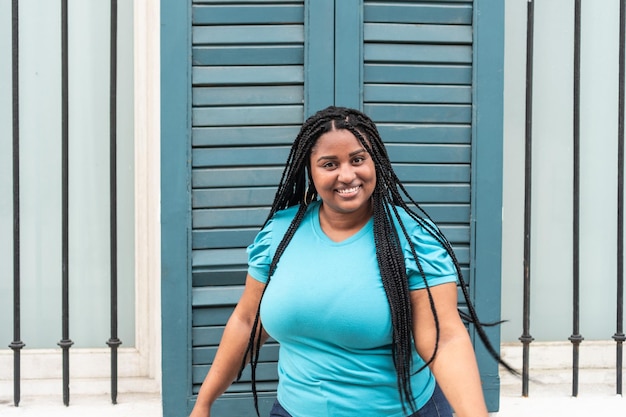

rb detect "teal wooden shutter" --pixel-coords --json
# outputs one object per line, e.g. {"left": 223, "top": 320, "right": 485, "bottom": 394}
{"left": 357, "top": 1, "right": 503, "bottom": 410}
{"left": 161, "top": 0, "right": 192, "bottom": 415}
{"left": 363, "top": 1, "right": 475, "bottom": 326}
{"left": 191, "top": 1, "right": 304, "bottom": 417}
{"left": 333, "top": 0, "right": 502, "bottom": 410}
{"left": 167, "top": 0, "right": 504, "bottom": 415}
{"left": 360, "top": 0, "right": 473, "bottom": 272}
{"left": 190, "top": 1, "right": 306, "bottom": 415}
{"left": 333, "top": 0, "right": 474, "bottom": 268}
{"left": 469, "top": 1, "right": 505, "bottom": 410}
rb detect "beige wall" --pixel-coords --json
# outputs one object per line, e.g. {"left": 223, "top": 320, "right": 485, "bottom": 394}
{"left": 0, "top": 0, "right": 135, "bottom": 349}
{"left": 0, "top": 0, "right": 161, "bottom": 390}
{"left": 502, "top": 0, "right": 624, "bottom": 342}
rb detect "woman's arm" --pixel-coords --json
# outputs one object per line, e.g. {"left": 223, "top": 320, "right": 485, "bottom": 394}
{"left": 411, "top": 282, "right": 489, "bottom": 417}
{"left": 190, "top": 275, "right": 269, "bottom": 417}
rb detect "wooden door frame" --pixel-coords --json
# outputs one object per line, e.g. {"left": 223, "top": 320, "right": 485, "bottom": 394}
{"left": 471, "top": 0, "right": 505, "bottom": 411}
{"left": 160, "top": 0, "right": 192, "bottom": 415}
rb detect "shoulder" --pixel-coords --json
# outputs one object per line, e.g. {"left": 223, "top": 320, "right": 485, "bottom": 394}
{"left": 271, "top": 204, "right": 302, "bottom": 225}
{"left": 391, "top": 206, "right": 457, "bottom": 287}
{"left": 268, "top": 203, "right": 309, "bottom": 233}
{"left": 247, "top": 203, "right": 309, "bottom": 282}
{"left": 263, "top": 201, "right": 318, "bottom": 240}
{"left": 392, "top": 205, "right": 436, "bottom": 238}
{"left": 390, "top": 205, "right": 449, "bottom": 260}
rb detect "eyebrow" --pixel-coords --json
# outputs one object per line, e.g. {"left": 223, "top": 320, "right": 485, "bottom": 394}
{"left": 315, "top": 148, "right": 366, "bottom": 163}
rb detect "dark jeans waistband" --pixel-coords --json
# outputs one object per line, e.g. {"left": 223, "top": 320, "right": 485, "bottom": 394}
{"left": 269, "top": 383, "right": 453, "bottom": 417}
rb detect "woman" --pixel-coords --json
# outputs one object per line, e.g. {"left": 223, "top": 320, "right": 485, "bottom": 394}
{"left": 190, "top": 106, "right": 495, "bottom": 417}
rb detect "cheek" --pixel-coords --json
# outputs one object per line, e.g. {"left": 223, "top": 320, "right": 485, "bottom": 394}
{"left": 310, "top": 169, "right": 330, "bottom": 190}
{"left": 364, "top": 163, "right": 377, "bottom": 182}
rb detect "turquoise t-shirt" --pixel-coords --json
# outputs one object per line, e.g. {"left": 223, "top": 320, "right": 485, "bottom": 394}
{"left": 247, "top": 201, "right": 457, "bottom": 417}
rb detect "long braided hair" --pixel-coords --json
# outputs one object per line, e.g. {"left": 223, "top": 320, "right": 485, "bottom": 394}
{"left": 239, "top": 106, "right": 515, "bottom": 416}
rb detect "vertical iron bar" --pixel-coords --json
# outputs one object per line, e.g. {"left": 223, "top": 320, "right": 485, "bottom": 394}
{"left": 106, "top": 0, "right": 122, "bottom": 405}
{"left": 569, "top": 0, "right": 584, "bottom": 398}
{"left": 58, "top": 0, "right": 74, "bottom": 406}
{"left": 615, "top": 0, "right": 626, "bottom": 396}
{"left": 520, "top": 0, "right": 535, "bottom": 398}
{"left": 9, "top": 0, "right": 26, "bottom": 407}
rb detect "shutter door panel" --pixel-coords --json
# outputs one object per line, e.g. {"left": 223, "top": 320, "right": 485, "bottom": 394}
{"left": 193, "top": 344, "right": 281, "bottom": 366}
{"left": 365, "top": 63, "right": 472, "bottom": 85}
{"left": 364, "top": 44, "right": 472, "bottom": 64}
{"left": 193, "top": 208, "right": 271, "bottom": 227}
{"left": 193, "top": 187, "right": 277, "bottom": 208}
{"left": 364, "top": 23, "right": 471, "bottom": 43}
{"left": 392, "top": 165, "right": 470, "bottom": 182}
{"left": 193, "top": 168, "right": 284, "bottom": 187}
{"left": 376, "top": 125, "right": 471, "bottom": 144}
{"left": 193, "top": 25, "right": 304, "bottom": 44}
{"left": 193, "top": 364, "right": 279, "bottom": 389}
{"left": 193, "top": 126, "right": 300, "bottom": 147}
{"left": 193, "top": 249, "right": 247, "bottom": 270}
{"left": 188, "top": 0, "right": 485, "bottom": 414}
{"left": 193, "top": 5, "right": 303, "bottom": 24}
{"left": 385, "top": 144, "right": 471, "bottom": 163}
{"left": 192, "top": 147, "right": 292, "bottom": 167}
{"left": 193, "top": 105, "right": 303, "bottom": 127}
{"left": 360, "top": 1, "right": 473, "bottom": 291}
{"left": 194, "top": 0, "right": 300, "bottom": 3}
{"left": 193, "top": 46, "right": 303, "bottom": 66}
{"left": 191, "top": 1, "right": 305, "bottom": 413}
{"left": 365, "top": 84, "right": 471, "bottom": 104}
{"left": 192, "top": 229, "right": 258, "bottom": 249}
{"left": 193, "top": 306, "right": 235, "bottom": 326}
{"left": 365, "top": 103, "right": 472, "bottom": 123}
{"left": 193, "top": 66, "right": 304, "bottom": 84}
{"left": 193, "top": 286, "right": 248, "bottom": 306}
{"left": 364, "top": 3, "right": 472, "bottom": 24}
{"left": 193, "top": 86, "right": 303, "bottom": 106}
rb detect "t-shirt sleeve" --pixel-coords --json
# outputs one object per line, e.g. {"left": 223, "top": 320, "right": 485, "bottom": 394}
{"left": 246, "top": 219, "right": 274, "bottom": 284}
{"left": 404, "top": 220, "right": 458, "bottom": 291}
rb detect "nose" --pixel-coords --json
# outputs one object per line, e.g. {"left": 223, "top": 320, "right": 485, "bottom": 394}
{"left": 337, "top": 163, "right": 356, "bottom": 183}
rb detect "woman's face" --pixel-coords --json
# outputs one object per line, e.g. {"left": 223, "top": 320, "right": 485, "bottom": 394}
{"left": 309, "top": 129, "right": 376, "bottom": 217}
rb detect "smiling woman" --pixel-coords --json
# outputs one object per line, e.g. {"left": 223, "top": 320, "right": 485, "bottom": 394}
{"left": 189, "top": 106, "right": 504, "bottom": 417}
{"left": 310, "top": 128, "right": 376, "bottom": 240}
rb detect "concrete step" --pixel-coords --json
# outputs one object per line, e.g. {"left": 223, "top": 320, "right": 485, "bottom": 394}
{"left": 0, "top": 376, "right": 159, "bottom": 398}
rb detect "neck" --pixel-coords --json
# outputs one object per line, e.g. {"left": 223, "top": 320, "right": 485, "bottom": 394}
{"left": 318, "top": 200, "right": 373, "bottom": 241}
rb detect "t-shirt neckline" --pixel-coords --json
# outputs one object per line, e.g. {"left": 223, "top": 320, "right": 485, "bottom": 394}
{"left": 310, "top": 201, "right": 374, "bottom": 246}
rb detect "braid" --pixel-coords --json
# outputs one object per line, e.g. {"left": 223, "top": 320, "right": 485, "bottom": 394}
{"left": 345, "top": 108, "right": 518, "bottom": 375}
{"left": 241, "top": 106, "right": 515, "bottom": 417}
{"left": 372, "top": 194, "right": 416, "bottom": 413}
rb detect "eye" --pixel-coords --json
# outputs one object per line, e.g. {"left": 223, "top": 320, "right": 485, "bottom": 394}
{"left": 322, "top": 161, "right": 336, "bottom": 169}
{"left": 352, "top": 156, "right": 365, "bottom": 164}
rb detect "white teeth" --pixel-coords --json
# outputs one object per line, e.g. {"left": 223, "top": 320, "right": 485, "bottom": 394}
{"left": 337, "top": 186, "right": 359, "bottom": 194}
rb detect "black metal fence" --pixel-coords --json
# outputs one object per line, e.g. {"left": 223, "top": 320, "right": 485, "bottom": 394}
{"left": 521, "top": 0, "right": 626, "bottom": 397}
{"left": 7, "top": 0, "right": 122, "bottom": 406}
{"left": 7, "top": 0, "right": 626, "bottom": 408}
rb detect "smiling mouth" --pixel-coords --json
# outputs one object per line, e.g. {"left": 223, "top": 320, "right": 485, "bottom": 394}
{"left": 336, "top": 186, "right": 361, "bottom": 195}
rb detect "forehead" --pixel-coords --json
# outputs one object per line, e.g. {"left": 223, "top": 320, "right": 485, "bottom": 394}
{"left": 311, "top": 129, "right": 365, "bottom": 153}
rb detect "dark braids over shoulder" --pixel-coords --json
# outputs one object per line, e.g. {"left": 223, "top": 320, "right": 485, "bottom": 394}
{"left": 240, "top": 106, "right": 516, "bottom": 416}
